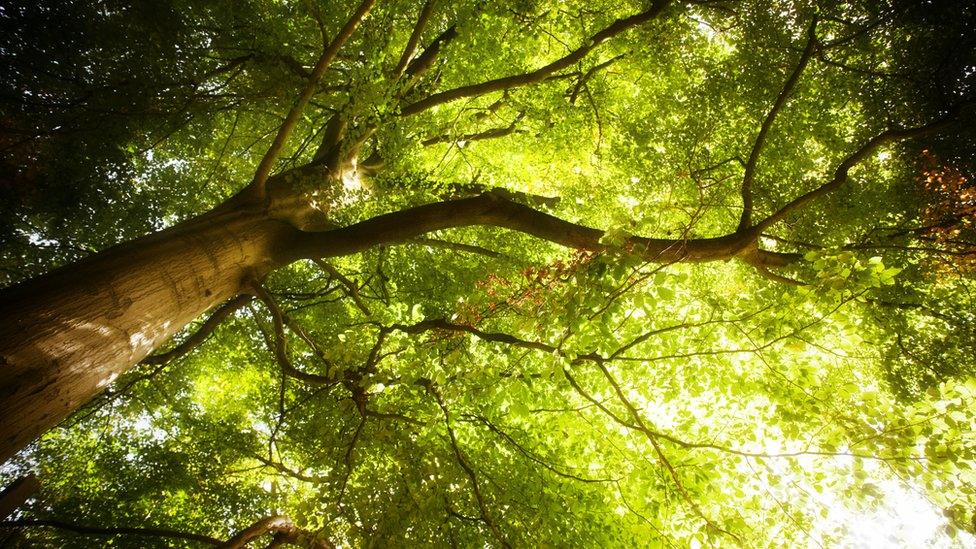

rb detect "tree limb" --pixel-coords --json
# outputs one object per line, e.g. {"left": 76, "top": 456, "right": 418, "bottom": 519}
{"left": 393, "top": 0, "right": 438, "bottom": 80}
{"left": 0, "top": 518, "right": 223, "bottom": 545}
{"left": 422, "top": 382, "right": 511, "bottom": 548}
{"left": 465, "top": 414, "right": 615, "bottom": 483}
{"left": 285, "top": 193, "right": 757, "bottom": 265}
{"left": 399, "top": 1, "right": 670, "bottom": 116}
{"left": 568, "top": 53, "right": 627, "bottom": 104}
{"left": 311, "top": 259, "right": 371, "bottom": 316}
{"left": 421, "top": 113, "right": 525, "bottom": 146}
{"left": 738, "top": 17, "right": 818, "bottom": 230}
{"left": 141, "top": 295, "right": 252, "bottom": 365}
{"left": 413, "top": 237, "right": 508, "bottom": 259}
{"left": 404, "top": 25, "right": 459, "bottom": 83}
{"left": 247, "top": 0, "right": 375, "bottom": 200}
{"left": 591, "top": 360, "right": 741, "bottom": 541}
{"left": 335, "top": 414, "right": 367, "bottom": 508}
{"left": 251, "top": 284, "right": 335, "bottom": 386}
{"left": 753, "top": 102, "right": 973, "bottom": 233}
{"left": 254, "top": 455, "right": 328, "bottom": 484}
{"left": 218, "top": 515, "right": 332, "bottom": 549}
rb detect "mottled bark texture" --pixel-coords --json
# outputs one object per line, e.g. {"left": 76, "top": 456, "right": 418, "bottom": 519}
{"left": 0, "top": 206, "right": 296, "bottom": 462}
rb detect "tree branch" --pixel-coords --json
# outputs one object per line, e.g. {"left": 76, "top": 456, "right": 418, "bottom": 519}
{"left": 254, "top": 455, "right": 327, "bottom": 484}
{"left": 388, "top": 314, "right": 761, "bottom": 368}
{"left": 285, "top": 193, "right": 757, "bottom": 265}
{"left": 422, "top": 382, "right": 511, "bottom": 548}
{"left": 219, "top": 515, "right": 332, "bottom": 549}
{"left": 465, "top": 414, "right": 615, "bottom": 483}
{"left": 591, "top": 360, "right": 740, "bottom": 541}
{"left": 404, "top": 25, "right": 459, "bottom": 83}
{"left": 0, "top": 518, "right": 222, "bottom": 545}
{"left": 753, "top": 103, "right": 973, "bottom": 233}
{"left": 412, "top": 237, "right": 508, "bottom": 259}
{"left": 738, "top": 17, "right": 818, "bottom": 231}
{"left": 568, "top": 53, "right": 627, "bottom": 104}
{"left": 421, "top": 113, "right": 525, "bottom": 146}
{"left": 251, "top": 284, "right": 335, "bottom": 386}
{"left": 141, "top": 295, "right": 252, "bottom": 365}
{"left": 311, "top": 259, "right": 371, "bottom": 316}
{"left": 399, "top": 1, "right": 670, "bottom": 116}
{"left": 247, "top": 0, "right": 375, "bottom": 200}
{"left": 335, "top": 414, "right": 367, "bottom": 508}
{"left": 393, "top": 0, "right": 438, "bottom": 80}
{"left": 391, "top": 318, "right": 556, "bottom": 353}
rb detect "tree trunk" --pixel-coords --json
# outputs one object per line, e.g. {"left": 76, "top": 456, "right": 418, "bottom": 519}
{"left": 0, "top": 204, "right": 297, "bottom": 462}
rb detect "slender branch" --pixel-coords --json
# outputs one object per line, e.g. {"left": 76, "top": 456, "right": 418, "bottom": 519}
{"left": 466, "top": 415, "right": 615, "bottom": 483}
{"left": 281, "top": 313, "right": 335, "bottom": 370}
{"left": 254, "top": 455, "right": 327, "bottom": 484}
{"left": 393, "top": 0, "right": 437, "bottom": 79}
{"left": 860, "top": 298, "right": 960, "bottom": 324}
{"left": 560, "top": 367, "right": 634, "bottom": 435}
{"left": 569, "top": 53, "right": 627, "bottom": 104}
{"left": 445, "top": 501, "right": 480, "bottom": 522}
{"left": 400, "top": 1, "right": 670, "bottom": 116}
{"left": 413, "top": 237, "right": 507, "bottom": 259}
{"left": 470, "top": 95, "right": 509, "bottom": 122}
{"left": 335, "top": 414, "right": 367, "bottom": 508}
{"left": 391, "top": 318, "right": 556, "bottom": 353}
{"left": 381, "top": 309, "right": 765, "bottom": 376}
{"left": 311, "top": 259, "right": 371, "bottom": 316}
{"left": 753, "top": 103, "right": 973, "bottom": 233}
{"left": 388, "top": 314, "right": 764, "bottom": 370}
{"left": 251, "top": 284, "right": 335, "bottom": 386}
{"left": 0, "top": 518, "right": 222, "bottom": 545}
{"left": 141, "top": 295, "right": 252, "bottom": 365}
{"left": 247, "top": 0, "right": 375, "bottom": 199}
{"left": 303, "top": 0, "right": 329, "bottom": 44}
{"left": 592, "top": 361, "right": 741, "bottom": 541}
{"left": 421, "top": 113, "right": 525, "bottom": 146}
{"left": 738, "top": 17, "right": 818, "bottom": 230}
{"left": 423, "top": 382, "right": 511, "bottom": 548}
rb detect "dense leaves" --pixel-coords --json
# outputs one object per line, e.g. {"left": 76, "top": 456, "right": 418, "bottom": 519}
{"left": 2, "top": 0, "right": 975, "bottom": 546}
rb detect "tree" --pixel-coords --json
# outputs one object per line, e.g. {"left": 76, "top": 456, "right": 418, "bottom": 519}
{"left": 1, "top": 0, "right": 975, "bottom": 546}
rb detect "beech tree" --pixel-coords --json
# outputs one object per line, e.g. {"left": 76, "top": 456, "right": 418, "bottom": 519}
{"left": 1, "top": 0, "right": 975, "bottom": 546}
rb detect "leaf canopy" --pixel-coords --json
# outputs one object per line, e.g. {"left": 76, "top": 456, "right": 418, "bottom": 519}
{"left": 1, "top": 0, "right": 975, "bottom": 546}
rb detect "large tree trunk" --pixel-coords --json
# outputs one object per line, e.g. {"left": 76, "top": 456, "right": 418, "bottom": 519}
{"left": 0, "top": 204, "right": 297, "bottom": 462}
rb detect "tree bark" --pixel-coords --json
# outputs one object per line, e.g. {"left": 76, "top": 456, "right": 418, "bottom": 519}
{"left": 0, "top": 474, "right": 39, "bottom": 520}
{"left": 0, "top": 205, "right": 296, "bottom": 462}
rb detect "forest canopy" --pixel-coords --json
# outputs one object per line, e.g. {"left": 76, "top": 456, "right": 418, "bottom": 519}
{"left": 1, "top": 0, "right": 975, "bottom": 546}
